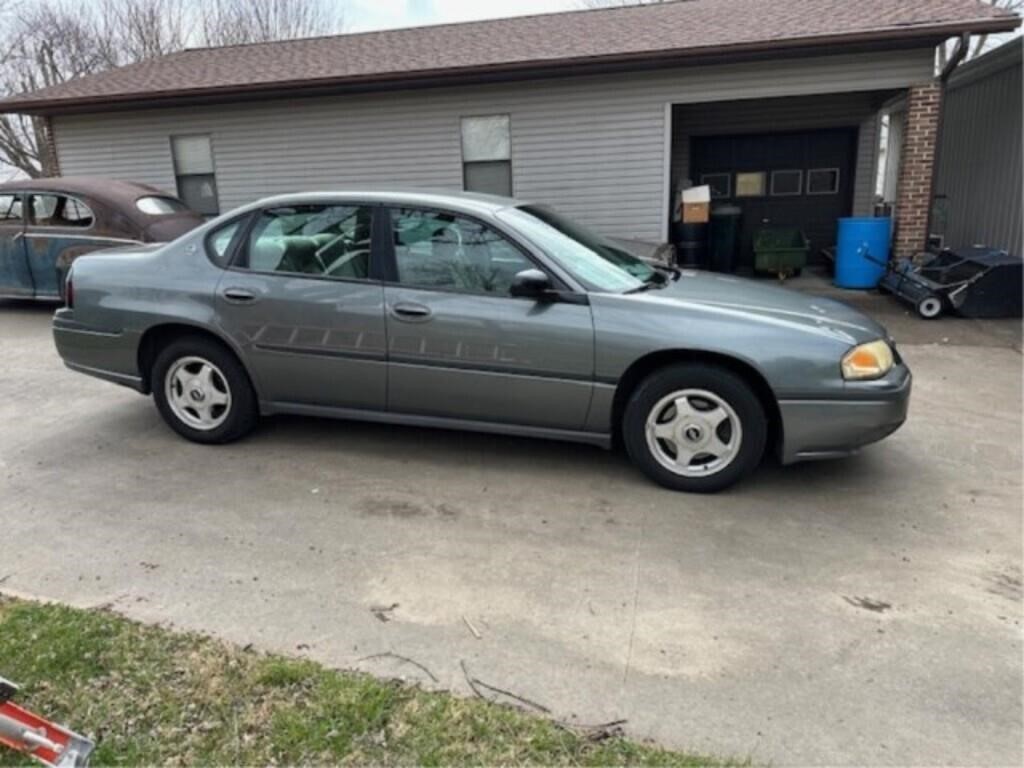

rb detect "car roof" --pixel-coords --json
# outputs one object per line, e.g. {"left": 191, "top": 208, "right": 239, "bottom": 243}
{"left": 250, "top": 189, "right": 528, "bottom": 217}
{"left": 0, "top": 176, "right": 175, "bottom": 209}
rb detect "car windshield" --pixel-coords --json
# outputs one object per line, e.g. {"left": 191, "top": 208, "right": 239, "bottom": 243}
{"left": 496, "top": 205, "right": 657, "bottom": 293}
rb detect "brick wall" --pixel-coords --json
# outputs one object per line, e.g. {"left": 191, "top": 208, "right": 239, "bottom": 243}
{"left": 893, "top": 82, "right": 942, "bottom": 260}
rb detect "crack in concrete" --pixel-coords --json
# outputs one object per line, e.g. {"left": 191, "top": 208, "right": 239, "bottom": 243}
{"left": 621, "top": 508, "right": 646, "bottom": 688}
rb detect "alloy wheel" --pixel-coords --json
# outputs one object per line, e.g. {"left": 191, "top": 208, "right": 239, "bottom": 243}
{"left": 645, "top": 388, "right": 742, "bottom": 478}
{"left": 164, "top": 356, "right": 232, "bottom": 431}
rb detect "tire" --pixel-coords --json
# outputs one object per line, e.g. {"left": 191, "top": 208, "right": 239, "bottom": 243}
{"left": 151, "top": 335, "right": 258, "bottom": 444}
{"left": 916, "top": 295, "right": 943, "bottom": 320}
{"left": 622, "top": 363, "right": 767, "bottom": 493}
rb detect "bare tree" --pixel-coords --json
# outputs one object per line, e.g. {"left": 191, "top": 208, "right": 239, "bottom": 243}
{"left": 95, "top": 0, "right": 192, "bottom": 64}
{"left": 0, "top": 0, "right": 346, "bottom": 178}
{"left": 938, "top": 0, "right": 1022, "bottom": 69}
{"left": 0, "top": 3, "right": 109, "bottom": 176}
{"left": 201, "top": 0, "right": 344, "bottom": 47}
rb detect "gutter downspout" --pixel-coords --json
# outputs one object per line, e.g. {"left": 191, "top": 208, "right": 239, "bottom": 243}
{"left": 926, "top": 32, "right": 970, "bottom": 250}
{"left": 940, "top": 33, "right": 971, "bottom": 81}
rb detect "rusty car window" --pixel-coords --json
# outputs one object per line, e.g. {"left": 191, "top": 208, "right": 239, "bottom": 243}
{"left": 136, "top": 196, "right": 189, "bottom": 215}
{"left": 0, "top": 195, "right": 21, "bottom": 222}
{"left": 27, "top": 193, "right": 94, "bottom": 229}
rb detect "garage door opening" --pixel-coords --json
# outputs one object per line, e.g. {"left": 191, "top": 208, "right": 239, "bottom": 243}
{"left": 669, "top": 91, "right": 900, "bottom": 272}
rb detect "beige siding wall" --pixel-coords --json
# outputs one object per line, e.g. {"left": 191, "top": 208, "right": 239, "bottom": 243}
{"left": 54, "top": 48, "right": 933, "bottom": 243}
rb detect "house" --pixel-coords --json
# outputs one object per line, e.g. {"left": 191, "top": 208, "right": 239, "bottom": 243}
{"left": 0, "top": 0, "right": 1019, "bottom": 267}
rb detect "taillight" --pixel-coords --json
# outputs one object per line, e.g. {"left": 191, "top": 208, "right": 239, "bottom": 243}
{"left": 65, "top": 276, "right": 74, "bottom": 309}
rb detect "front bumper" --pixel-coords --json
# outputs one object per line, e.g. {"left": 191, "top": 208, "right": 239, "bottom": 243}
{"left": 778, "top": 366, "right": 912, "bottom": 464}
{"left": 52, "top": 311, "right": 145, "bottom": 392}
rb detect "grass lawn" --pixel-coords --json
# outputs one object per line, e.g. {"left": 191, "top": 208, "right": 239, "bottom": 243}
{"left": 0, "top": 597, "right": 744, "bottom": 766}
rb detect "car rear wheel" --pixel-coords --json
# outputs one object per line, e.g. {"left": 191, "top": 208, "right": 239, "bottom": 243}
{"left": 623, "top": 363, "right": 767, "bottom": 493}
{"left": 152, "top": 336, "right": 258, "bottom": 444}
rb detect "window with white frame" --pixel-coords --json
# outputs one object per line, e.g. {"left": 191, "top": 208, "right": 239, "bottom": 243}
{"left": 807, "top": 168, "right": 841, "bottom": 195}
{"left": 735, "top": 171, "right": 767, "bottom": 198}
{"left": 461, "top": 115, "right": 512, "bottom": 197}
{"left": 701, "top": 173, "right": 731, "bottom": 199}
{"left": 770, "top": 170, "right": 803, "bottom": 197}
{"left": 171, "top": 135, "right": 220, "bottom": 216}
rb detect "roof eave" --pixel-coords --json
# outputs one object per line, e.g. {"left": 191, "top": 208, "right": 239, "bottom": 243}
{"left": 2, "top": 17, "right": 1019, "bottom": 116}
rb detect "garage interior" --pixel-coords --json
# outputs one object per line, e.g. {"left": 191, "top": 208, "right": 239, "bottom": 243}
{"left": 669, "top": 91, "right": 902, "bottom": 272}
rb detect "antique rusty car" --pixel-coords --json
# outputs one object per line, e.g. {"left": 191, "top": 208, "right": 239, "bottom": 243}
{"left": 0, "top": 178, "right": 203, "bottom": 300}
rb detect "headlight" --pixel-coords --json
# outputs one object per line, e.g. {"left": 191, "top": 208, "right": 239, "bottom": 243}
{"left": 842, "top": 340, "right": 894, "bottom": 380}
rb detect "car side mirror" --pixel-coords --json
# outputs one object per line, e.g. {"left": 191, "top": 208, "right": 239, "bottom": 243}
{"left": 510, "top": 268, "right": 554, "bottom": 300}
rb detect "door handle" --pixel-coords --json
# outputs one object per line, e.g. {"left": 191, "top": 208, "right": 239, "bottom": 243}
{"left": 390, "top": 302, "right": 432, "bottom": 321}
{"left": 221, "top": 287, "right": 258, "bottom": 304}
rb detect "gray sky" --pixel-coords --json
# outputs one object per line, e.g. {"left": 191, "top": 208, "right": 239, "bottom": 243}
{"left": 346, "top": 0, "right": 579, "bottom": 32}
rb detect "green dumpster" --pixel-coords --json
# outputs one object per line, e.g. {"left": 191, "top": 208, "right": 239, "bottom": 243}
{"left": 753, "top": 227, "right": 809, "bottom": 278}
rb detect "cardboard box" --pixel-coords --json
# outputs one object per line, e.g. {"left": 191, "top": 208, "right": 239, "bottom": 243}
{"left": 680, "top": 185, "right": 711, "bottom": 223}
{"left": 681, "top": 203, "right": 710, "bottom": 223}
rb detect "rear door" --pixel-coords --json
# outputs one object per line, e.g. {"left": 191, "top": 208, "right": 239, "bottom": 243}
{"left": 0, "top": 193, "right": 30, "bottom": 297}
{"left": 381, "top": 205, "right": 595, "bottom": 430}
{"left": 22, "top": 192, "right": 138, "bottom": 298}
{"left": 214, "top": 202, "right": 388, "bottom": 411}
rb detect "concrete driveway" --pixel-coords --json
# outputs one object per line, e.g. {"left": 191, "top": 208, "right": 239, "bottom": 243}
{"left": 1, "top": 297, "right": 1021, "bottom": 767}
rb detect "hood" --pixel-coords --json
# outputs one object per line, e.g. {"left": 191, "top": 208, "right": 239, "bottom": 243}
{"left": 632, "top": 270, "right": 889, "bottom": 345}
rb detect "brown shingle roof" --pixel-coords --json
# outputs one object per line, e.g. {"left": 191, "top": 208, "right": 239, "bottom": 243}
{"left": 2, "top": 0, "right": 1018, "bottom": 114}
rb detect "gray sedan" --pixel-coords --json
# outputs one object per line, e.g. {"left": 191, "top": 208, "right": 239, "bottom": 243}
{"left": 52, "top": 191, "right": 910, "bottom": 492}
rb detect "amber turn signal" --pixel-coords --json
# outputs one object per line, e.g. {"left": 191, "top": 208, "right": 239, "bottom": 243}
{"left": 841, "top": 340, "right": 894, "bottom": 380}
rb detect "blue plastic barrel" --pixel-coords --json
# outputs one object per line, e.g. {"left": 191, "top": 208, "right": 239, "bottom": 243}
{"left": 835, "top": 217, "right": 892, "bottom": 289}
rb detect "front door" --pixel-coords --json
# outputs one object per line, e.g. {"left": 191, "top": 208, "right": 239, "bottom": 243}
{"left": 0, "top": 193, "right": 30, "bottom": 297}
{"left": 382, "top": 206, "right": 594, "bottom": 430}
{"left": 214, "top": 202, "right": 388, "bottom": 411}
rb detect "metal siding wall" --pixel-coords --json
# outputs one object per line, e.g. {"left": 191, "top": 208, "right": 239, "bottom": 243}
{"left": 936, "top": 53, "right": 1023, "bottom": 254}
{"left": 54, "top": 48, "right": 932, "bottom": 243}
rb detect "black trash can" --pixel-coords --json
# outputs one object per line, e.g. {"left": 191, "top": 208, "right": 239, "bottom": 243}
{"left": 709, "top": 205, "right": 741, "bottom": 273}
{"left": 672, "top": 221, "right": 709, "bottom": 268}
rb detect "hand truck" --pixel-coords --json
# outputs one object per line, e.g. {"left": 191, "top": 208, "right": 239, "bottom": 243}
{"left": 0, "top": 677, "right": 94, "bottom": 767}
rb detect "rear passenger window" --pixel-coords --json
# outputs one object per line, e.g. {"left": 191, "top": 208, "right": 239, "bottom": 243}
{"left": 243, "top": 205, "right": 373, "bottom": 280}
{"left": 27, "top": 194, "right": 93, "bottom": 228}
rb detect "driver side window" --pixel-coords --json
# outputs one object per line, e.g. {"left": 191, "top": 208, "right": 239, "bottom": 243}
{"left": 391, "top": 208, "right": 533, "bottom": 296}
{"left": 243, "top": 204, "right": 373, "bottom": 280}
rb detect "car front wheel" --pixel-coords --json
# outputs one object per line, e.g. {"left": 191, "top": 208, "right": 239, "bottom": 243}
{"left": 152, "top": 336, "right": 258, "bottom": 444}
{"left": 623, "top": 363, "right": 767, "bottom": 493}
